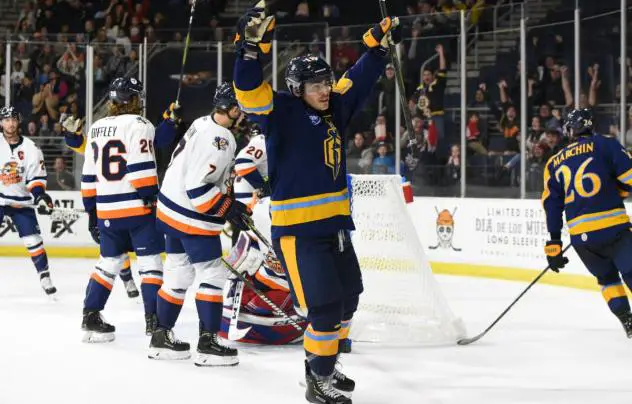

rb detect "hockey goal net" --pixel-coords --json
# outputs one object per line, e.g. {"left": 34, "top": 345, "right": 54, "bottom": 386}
{"left": 348, "top": 174, "right": 466, "bottom": 344}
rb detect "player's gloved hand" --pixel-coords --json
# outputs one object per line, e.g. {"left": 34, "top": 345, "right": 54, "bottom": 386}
{"left": 61, "top": 115, "right": 85, "bottom": 134}
{"left": 362, "top": 17, "right": 402, "bottom": 53}
{"left": 88, "top": 208, "right": 100, "bottom": 244}
{"left": 544, "top": 240, "right": 568, "bottom": 272}
{"left": 34, "top": 193, "right": 54, "bottom": 215}
{"left": 227, "top": 233, "right": 264, "bottom": 276}
{"left": 235, "top": 0, "right": 276, "bottom": 59}
{"left": 162, "top": 102, "right": 183, "bottom": 126}
{"left": 226, "top": 200, "right": 253, "bottom": 231}
{"left": 255, "top": 178, "right": 271, "bottom": 199}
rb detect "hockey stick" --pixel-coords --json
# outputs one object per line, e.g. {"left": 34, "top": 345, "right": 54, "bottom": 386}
{"left": 175, "top": 0, "right": 198, "bottom": 105}
{"left": 227, "top": 279, "right": 252, "bottom": 340}
{"left": 457, "top": 245, "right": 572, "bottom": 346}
{"left": 378, "top": 0, "right": 415, "bottom": 150}
{"left": 26, "top": 204, "right": 87, "bottom": 215}
{"left": 221, "top": 257, "right": 305, "bottom": 333}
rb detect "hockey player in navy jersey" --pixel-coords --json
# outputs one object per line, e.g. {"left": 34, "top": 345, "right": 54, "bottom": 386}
{"left": 0, "top": 106, "right": 56, "bottom": 296}
{"left": 233, "top": 2, "right": 401, "bottom": 402}
{"left": 543, "top": 108, "right": 632, "bottom": 338}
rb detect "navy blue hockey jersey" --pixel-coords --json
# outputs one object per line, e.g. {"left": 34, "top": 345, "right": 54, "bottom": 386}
{"left": 542, "top": 134, "right": 632, "bottom": 245}
{"left": 233, "top": 50, "right": 386, "bottom": 239}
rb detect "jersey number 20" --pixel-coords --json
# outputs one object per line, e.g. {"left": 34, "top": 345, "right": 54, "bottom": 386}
{"left": 554, "top": 157, "right": 601, "bottom": 203}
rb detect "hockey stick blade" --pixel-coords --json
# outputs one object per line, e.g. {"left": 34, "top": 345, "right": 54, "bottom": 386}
{"left": 227, "top": 280, "right": 253, "bottom": 341}
{"left": 457, "top": 245, "right": 571, "bottom": 346}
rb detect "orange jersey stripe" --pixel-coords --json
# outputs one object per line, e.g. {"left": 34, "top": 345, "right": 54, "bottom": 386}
{"left": 130, "top": 176, "right": 158, "bottom": 189}
{"left": 194, "top": 192, "right": 223, "bottom": 214}
{"left": 235, "top": 166, "right": 257, "bottom": 177}
{"left": 97, "top": 206, "right": 151, "bottom": 219}
{"left": 195, "top": 293, "right": 223, "bottom": 303}
{"left": 81, "top": 189, "right": 97, "bottom": 197}
{"left": 255, "top": 271, "right": 289, "bottom": 292}
{"left": 156, "top": 209, "right": 221, "bottom": 236}
{"left": 141, "top": 278, "right": 164, "bottom": 286}
{"left": 27, "top": 181, "right": 46, "bottom": 191}
{"left": 158, "top": 288, "right": 184, "bottom": 305}
{"left": 91, "top": 273, "right": 113, "bottom": 290}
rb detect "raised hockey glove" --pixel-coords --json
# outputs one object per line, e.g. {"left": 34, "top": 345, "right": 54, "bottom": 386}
{"left": 544, "top": 240, "right": 568, "bottom": 272}
{"left": 88, "top": 208, "right": 100, "bottom": 244}
{"left": 362, "top": 17, "right": 401, "bottom": 53}
{"left": 61, "top": 115, "right": 85, "bottom": 134}
{"left": 34, "top": 193, "right": 54, "bottom": 215}
{"left": 162, "top": 102, "right": 183, "bottom": 126}
{"left": 235, "top": 0, "right": 276, "bottom": 59}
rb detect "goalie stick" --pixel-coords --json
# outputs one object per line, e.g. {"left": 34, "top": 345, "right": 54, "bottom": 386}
{"left": 227, "top": 279, "right": 252, "bottom": 340}
{"left": 221, "top": 256, "right": 305, "bottom": 334}
{"left": 457, "top": 244, "right": 572, "bottom": 346}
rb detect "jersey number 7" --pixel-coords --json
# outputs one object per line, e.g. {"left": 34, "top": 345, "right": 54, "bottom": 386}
{"left": 554, "top": 157, "right": 601, "bottom": 204}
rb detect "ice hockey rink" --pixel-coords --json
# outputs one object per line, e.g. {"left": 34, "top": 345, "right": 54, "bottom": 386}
{"left": 1, "top": 257, "right": 630, "bottom": 404}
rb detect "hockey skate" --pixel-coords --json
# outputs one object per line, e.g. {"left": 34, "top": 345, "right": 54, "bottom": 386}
{"left": 82, "top": 310, "right": 115, "bottom": 343}
{"left": 123, "top": 279, "right": 139, "bottom": 298}
{"left": 194, "top": 331, "right": 239, "bottom": 367}
{"left": 39, "top": 271, "right": 57, "bottom": 296}
{"left": 304, "top": 361, "right": 352, "bottom": 404}
{"left": 617, "top": 313, "right": 632, "bottom": 338}
{"left": 145, "top": 313, "right": 158, "bottom": 336}
{"left": 148, "top": 328, "right": 191, "bottom": 360}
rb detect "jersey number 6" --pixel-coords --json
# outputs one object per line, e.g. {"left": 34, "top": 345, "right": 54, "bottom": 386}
{"left": 555, "top": 157, "right": 601, "bottom": 204}
{"left": 92, "top": 140, "right": 128, "bottom": 181}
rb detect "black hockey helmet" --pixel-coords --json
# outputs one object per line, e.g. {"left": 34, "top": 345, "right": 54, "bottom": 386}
{"left": 108, "top": 77, "right": 144, "bottom": 104}
{"left": 214, "top": 82, "right": 239, "bottom": 111}
{"left": 0, "top": 106, "right": 22, "bottom": 122}
{"left": 285, "top": 55, "right": 334, "bottom": 97}
{"left": 565, "top": 108, "right": 593, "bottom": 137}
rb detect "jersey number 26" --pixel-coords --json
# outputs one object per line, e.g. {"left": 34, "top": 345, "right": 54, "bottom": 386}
{"left": 554, "top": 157, "right": 601, "bottom": 204}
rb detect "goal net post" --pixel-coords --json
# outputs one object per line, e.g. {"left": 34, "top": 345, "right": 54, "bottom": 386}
{"left": 348, "top": 174, "right": 466, "bottom": 344}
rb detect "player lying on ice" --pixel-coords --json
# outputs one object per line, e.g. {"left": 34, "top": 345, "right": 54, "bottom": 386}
{"left": 220, "top": 232, "right": 308, "bottom": 344}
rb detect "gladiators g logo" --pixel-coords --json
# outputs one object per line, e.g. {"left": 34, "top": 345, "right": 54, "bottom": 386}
{"left": 323, "top": 126, "right": 342, "bottom": 180}
{"left": 429, "top": 207, "right": 461, "bottom": 251}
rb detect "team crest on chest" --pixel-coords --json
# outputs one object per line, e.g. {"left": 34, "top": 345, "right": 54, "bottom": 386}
{"left": 213, "top": 136, "right": 229, "bottom": 151}
{"left": 0, "top": 161, "right": 24, "bottom": 185}
{"left": 309, "top": 114, "right": 322, "bottom": 126}
{"left": 323, "top": 125, "right": 342, "bottom": 180}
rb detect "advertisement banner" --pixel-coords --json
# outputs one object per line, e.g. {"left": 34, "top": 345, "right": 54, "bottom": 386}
{"left": 0, "top": 191, "right": 94, "bottom": 249}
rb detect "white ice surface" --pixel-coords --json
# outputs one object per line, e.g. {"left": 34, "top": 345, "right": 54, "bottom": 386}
{"left": 0, "top": 257, "right": 631, "bottom": 404}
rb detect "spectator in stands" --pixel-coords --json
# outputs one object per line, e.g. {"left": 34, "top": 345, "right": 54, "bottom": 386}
{"left": 526, "top": 142, "right": 547, "bottom": 192}
{"left": 445, "top": 144, "right": 461, "bottom": 185}
{"left": 372, "top": 142, "right": 396, "bottom": 174}
{"left": 527, "top": 116, "right": 545, "bottom": 150}
{"left": 497, "top": 80, "right": 520, "bottom": 155}
{"left": 576, "top": 64, "right": 601, "bottom": 109}
{"left": 466, "top": 112, "right": 487, "bottom": 156}
{"left": 413, "top": 44, "right": 447, "bottom": 150}
{"left": 332, "top": 33, "right": 359, "bottom": 78}
{"left": 347, "top": 133, "right": 368, "bottom": 160}
{"left": 47, "top": 157, "right": 75, "bottom": 191}
{"left": 11, "top": 61, "right": 26, "bottom": 90}
{"left": 27, "top": 120, "right": 38, "bottom": 138}
{"left": 57, "top": 43, "right": 85, "bottom": 82}
{"left": 542, "top": 64, "right": 573, "bottom": 107}
{"left": 377, "top": 64, "right": 397, "bottom": 131}
{"left": 39, "top": 114, "right": 53, "bottom": 137}
{"left": 294, "top": 1, "right": 310, "bottom": 22}
{"left": 372, "top": 114, "right": 392, "bottom": 144}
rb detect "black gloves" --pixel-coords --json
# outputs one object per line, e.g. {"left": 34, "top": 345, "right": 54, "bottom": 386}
{"left": 34, "top": 193, "right": 54, "bottom": 215}
{"left": 88, "top": 208, "right": 100, "bottom": 245}
{"left": 225, "top": 200, "right": 252, "bottom": 231}
{"left": 544, "top": 240, "right": 568, "bottom": 272}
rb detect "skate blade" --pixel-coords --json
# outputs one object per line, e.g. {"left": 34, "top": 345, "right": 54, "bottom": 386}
{"left": 82, "top": 331, "right": 115, "bottom": 343}
{"left": 298, "top": 380, "right": 353, "bottom": 398}
{"left": 194, "top": 353, "right": 239, "bottom": 367}
{"left": 148, "top": 348, "right": 191, "bottom": 360}
{"left": 126, "top": 291, "right": 140, "bottom": 299}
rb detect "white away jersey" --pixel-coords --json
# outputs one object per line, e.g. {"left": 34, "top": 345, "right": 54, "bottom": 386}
{"left": 81, "top": 114, "right": 158, "bottom": 221}
{"left": 157, "top": 115, "right": 237, "bottom": 235}
{"left": 0, "top": 135, "right": 47, "bottom": 207}
{"left": 234, "top": 134, "right": 267, "bottom": 203}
